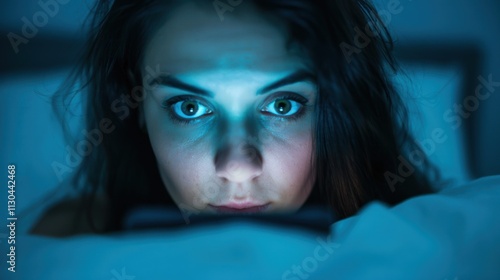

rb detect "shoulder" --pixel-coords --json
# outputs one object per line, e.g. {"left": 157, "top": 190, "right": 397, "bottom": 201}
{"left": 30, "top": 194, "right": 110, "bottom": 237}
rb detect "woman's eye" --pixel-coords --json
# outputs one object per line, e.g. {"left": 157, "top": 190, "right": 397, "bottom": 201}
{"left": 262, "top": 98, "right": 303, "bottom": 116}
{"left": 171, "top": 99, "right": 212, "bottom": 119}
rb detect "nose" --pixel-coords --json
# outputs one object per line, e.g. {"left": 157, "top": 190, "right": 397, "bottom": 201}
{"left": 215, "top": 142, "right": 263, "bottom": 183}
{"left": 215, "top": 140, "right": 263, "bottom": 183}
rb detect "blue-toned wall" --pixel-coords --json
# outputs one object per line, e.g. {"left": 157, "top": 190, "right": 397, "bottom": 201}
{"left": 373, "top": 0, "right": 500, "bottom": 177}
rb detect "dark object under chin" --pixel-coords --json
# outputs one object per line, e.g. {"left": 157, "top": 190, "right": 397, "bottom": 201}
{"left": 123, "top": 204, "right": 336, "bottom": 235}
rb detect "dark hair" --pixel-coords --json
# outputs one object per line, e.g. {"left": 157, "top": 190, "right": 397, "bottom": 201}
{"left": 48, "top": 0, "right": 436, "bottom": 233}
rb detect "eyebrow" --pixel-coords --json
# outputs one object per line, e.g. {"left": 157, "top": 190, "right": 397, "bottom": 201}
{"left": 257, "top": 70, "right": 313, "bottom": 95}
{"left": 148, "top": 69, "right": 313, "bottom": 97}
{"left": 149, "top": 75, "right": 211, "bottom": 96}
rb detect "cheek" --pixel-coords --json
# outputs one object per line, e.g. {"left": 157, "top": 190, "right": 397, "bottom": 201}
{"left": 143, "top": 101, "right": 214, "bottom": 207}
{"left": 263, "top": 124, "right": 315, "bottom": 206}
{"left": 151, "top": 134, "right": 215, "bottom": 209}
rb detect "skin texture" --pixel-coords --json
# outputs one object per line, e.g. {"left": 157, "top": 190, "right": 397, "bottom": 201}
{"left": 141, "top": 2, "right": 317, "bottom": 214}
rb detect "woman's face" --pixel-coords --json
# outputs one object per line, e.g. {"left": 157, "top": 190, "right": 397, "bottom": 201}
{"left": 141, "top": 2, "right": 317, "bottom": 215}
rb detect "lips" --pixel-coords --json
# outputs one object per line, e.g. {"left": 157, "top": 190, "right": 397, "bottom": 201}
{"left": 209, "top": 202, "right": 270, "bottom": 214}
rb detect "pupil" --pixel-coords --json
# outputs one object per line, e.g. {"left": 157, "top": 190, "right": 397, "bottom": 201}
{"left": 182, "top": 101, "right": 198, "bottom": 116}
{"left": 275, "top": 99, "right": 291, "bottom": 114}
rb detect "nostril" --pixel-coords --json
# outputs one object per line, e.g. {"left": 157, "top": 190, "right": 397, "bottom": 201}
{"left": 217, "top": 159, "right": 262, "bottom": 183}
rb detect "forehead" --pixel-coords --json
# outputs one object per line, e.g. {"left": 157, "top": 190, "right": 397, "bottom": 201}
{"left": 143, "top": 2, "right": 306, "bottom": 76}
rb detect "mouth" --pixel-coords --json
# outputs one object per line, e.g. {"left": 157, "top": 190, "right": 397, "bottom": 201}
{"left": 209, "top": 202, "right": 270, "bottom": 214}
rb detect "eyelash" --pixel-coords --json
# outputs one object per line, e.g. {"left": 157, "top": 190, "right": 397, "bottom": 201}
{"left": 261, "top": 92, "right": 308, "bottom": 122}
{"left": 162, "top": 95, "right": 212, "bottom": 125}
{"left": 162, "top": 92, "right": 309, "bottom": 125}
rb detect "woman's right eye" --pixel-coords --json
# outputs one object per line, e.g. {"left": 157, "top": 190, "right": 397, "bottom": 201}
{"left": 164, "top": 96, "right": 213, "bottom": 121}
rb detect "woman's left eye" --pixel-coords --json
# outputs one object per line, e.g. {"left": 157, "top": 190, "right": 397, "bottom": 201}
{"left": 169, "top": 99, "right": 212, "bottom": 119}
{"left": 262, "top": 97, "right": 304, "bottom": 116}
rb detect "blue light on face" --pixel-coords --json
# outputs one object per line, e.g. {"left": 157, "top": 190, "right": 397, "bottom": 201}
{"left": 140, "top": 2, "right": 317, "bottom": 213}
